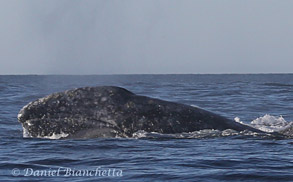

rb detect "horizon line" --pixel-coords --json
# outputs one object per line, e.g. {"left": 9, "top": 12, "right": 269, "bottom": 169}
{"left": 1, "top": 73, "right": 293, "bottom": 76}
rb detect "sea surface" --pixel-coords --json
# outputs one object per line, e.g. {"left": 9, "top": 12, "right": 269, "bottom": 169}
{"left": 1, "top": 74, "right": 293, "bottom": 181}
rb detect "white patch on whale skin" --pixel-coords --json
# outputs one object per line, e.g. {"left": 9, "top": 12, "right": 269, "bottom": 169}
{"left": 101, "top": 97, "right": 107, "bottom": 102}
{"left": 26, "top": 121, "right": 33, "bottom": 126}
{"left": 17, "top": 113, "right": 23, "bottom": 121}
{"left": 18, "top": 103, "right": 31, "bottom": 120}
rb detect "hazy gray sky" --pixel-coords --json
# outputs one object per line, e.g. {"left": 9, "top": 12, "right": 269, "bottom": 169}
{"left": 1, "top": 0, "right": 292, "bottom": 74}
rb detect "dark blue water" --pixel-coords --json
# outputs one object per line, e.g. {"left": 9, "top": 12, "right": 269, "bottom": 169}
{"left": 1, "top": 74, "right": 293, "bottom": 181}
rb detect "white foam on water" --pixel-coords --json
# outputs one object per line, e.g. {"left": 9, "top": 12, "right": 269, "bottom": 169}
{"left": 42, "top": 132, "right": 69, "bottom": 140}
{"left": 22, "top": 124, "right": 69, "bottom": 139}
{"left": 250, "top": 114, "right": 293, "bottom": 133}
{"left": 235, "top": 114, "right": 293, "bottom": 133}
{"left": 234, "top": 117, "right": 245, "bottom": 124}
{"left": 133, "top": 129, "right": 245, "bottom": 139}
{"left": 22, "top": 127, "right": 30, "bottom": 138}
{"left": 132, "top": 130, "right": 148, "bottom": 138}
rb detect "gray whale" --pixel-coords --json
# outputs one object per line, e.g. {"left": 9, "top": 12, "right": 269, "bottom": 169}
{"left": 18, "top": 86, "right": 282, "bottom": 139}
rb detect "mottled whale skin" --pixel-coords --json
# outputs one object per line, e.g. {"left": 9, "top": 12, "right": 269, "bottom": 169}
{"left": 18, "top": 86, "right": 265, "bottom": 139}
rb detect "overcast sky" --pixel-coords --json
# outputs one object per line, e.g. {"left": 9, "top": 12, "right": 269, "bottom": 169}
{"left": 0, "top": 0, "right": 292, "bottom": 74}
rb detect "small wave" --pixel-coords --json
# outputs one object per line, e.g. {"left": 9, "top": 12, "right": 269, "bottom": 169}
{"left": 263, "top": 83, "right": 293, "bottom": 87}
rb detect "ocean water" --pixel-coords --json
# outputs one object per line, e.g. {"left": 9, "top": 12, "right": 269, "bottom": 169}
{"left": 1, "top": 74, "right": 293, "bottom": 181}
